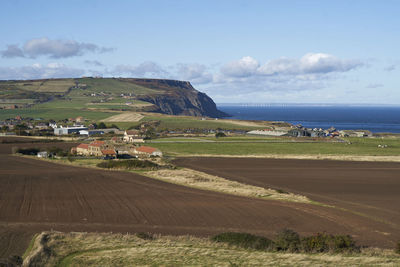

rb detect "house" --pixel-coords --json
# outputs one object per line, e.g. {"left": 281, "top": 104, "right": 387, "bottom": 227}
{"left": 101, "top": 149, "right": 116, "bottom": 158}
{"left": 88, "top": 140, "right": 107, "bottom": 156}
{"left": 75, "top": 116, "right": 84, "bottom": 123}
{"left": 123, "top": 130, "right": 141, "bottom": 143}
{"left": 37, "top": 151, "right": 48, "bottom": 158}
{"left": 76, "top": 143, "right": 90, "bottom": 155}
{"left": 133, "top": 146, "right": 162, "bottom": 157}
{"left": 35, "top": 123, "right": 48, "bottom": 130}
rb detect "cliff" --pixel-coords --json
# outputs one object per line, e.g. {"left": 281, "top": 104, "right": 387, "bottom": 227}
{"left": 132, "top": 79, "right": 229, "bottom": 118}
{"left": 0, "top": 77, "right": 229, "bottom": 118}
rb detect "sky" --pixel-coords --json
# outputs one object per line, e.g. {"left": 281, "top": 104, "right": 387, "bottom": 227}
{"left": 1, "top": 0, "right": 399, "bottom": 104}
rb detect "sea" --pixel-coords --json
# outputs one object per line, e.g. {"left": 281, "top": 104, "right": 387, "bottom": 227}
{"left": 217, "top": 104, "right": 400, "bottom": 133}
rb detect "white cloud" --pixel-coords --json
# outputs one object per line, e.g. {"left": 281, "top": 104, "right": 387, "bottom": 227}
{"left": 112, "top": 61, "right": 168, "bottom": 77}
{"left": 1, "top": 37, "right": 114, "bottom": 58}
{"left": 256, "top": 53, "right": 362, "bottom": 76}
{"left": 176, "top": 63, "right": 213, "bottom": 84}
{"left": 221, "top": 56, "right": 259, "bottom": 77}
{"left": 384, "top": 64, "right": 396, "bottom": 72}
{"left": 1, "top": 44, "right": 24, "bottom": 58}
{"left": 366, "top": 83, "right": 384, "bottom": 89}
{"left": 84, "top": 60, "right": 103, "bottom": 66}
{"left": 0, "top": 63, "right": 85, "bottom": 80}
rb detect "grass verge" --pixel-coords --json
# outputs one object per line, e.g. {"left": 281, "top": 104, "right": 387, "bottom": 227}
{"left": 23, "top": 232, "right": 400, "bottom": 267}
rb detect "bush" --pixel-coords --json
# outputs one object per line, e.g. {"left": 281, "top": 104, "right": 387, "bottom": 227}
{"left": 215, "top": 132, "right": 226, "bottom": 138}
{"left": 212, "top": 232, "right": 274, "bottom": 251}
{"left": 396, "top": 241, "right": 400, "bottom": 254}
{"left": 274, "top": 229, "right": 301, "bottom": 252}
{"left": 329, "top": 234, "right": 359, "bottom": 253}
{"left": 16, "top": 147, "right": 40, "bottom": 155}
{"left": 47, "top": 146, "right": 67, "bottom": 157}
{"left": 97, "top": 159, "right": 159, "bottom": 170}
{"left": 136, "top": 232, "right": 154, "bottom": 240}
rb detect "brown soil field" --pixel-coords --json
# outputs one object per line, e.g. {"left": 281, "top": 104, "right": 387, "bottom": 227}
{"left": 175, "top": 158, "right": 400, "bottom": 243}
{"left": 0, "top": 138, "right": 399, "bottom": 258}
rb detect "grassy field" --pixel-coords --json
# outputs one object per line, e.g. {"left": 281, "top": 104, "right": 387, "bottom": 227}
{"left": 23, "top": 232, "right": 400, "bottom": 267}
{"left": 0, "top": 79, "right": 75, "bottom": 93}
{"left": 0, "top": 107, "right": 115, "bottom": 120}
{"left": 78, "top": 77, "right": 162, "bottom": 95}
{"left": 149, "top": 137, "right": 400, "bottom": 157}
{"left": 141, "top": 115, "right": 266, "bottom": 130}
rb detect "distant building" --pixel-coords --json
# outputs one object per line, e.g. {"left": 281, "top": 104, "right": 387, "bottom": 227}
{"left": 88, "top": 140, "right": 107, "bottom": 156}
{"left": 79, "top": 130, "right": 105, "bottom": 136}
{"left": 101, "top": 149, "right": 117, "bottom": 158}
{"left": 54, "top": 126, "right": 88, "bottom": 135}
{"left": 134, "top": 146, "right": 162, "bottom": 157}
{"left": 247, "top": 129, "right": 288, "bottom": 136}
{"left": 37, "top": 151, "right": 48, "bottom": 158}
{"left": 123, "top": 130, "right": 142, "bottom": 143}
{"left": 76, "top": 143, "right": 90, "bottom": 155}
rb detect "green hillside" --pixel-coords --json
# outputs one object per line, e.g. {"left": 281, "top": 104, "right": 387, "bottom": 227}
{"left": 0, "top": 78, "right": 170, "bottom": 120}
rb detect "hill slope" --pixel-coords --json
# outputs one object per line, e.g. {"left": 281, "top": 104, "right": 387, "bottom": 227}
{"left": 0, "top": 77, "right": 228, "bottom": 118}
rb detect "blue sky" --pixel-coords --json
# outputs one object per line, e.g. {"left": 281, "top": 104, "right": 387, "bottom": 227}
{"left": 1, "top": 0, "right": 399, "bottom": 104}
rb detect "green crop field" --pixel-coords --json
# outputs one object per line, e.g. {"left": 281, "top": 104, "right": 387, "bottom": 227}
{"left": 149, "top": 137, "right": 400, "bottom": 156}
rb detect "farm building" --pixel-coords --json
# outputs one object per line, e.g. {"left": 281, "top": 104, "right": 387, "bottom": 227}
{"left": 134, "top": 146, "right": 163, "bottom": 157}
{"left": 123, "top": 130, "right": 144, "bottom": 143}
{"left": 79, "top": 130, "right": 105, "bottom": 136}
{"left": 75, "top": 143, "right": 90, "bottom": 155}
{"left": 54, "top": 126, "right": 88, "bottom": 135}
{"left": 101, "top": 149, "right": 117, "bottom": 158}
{"left": 37, "top": 151, "right": 48, "bottom": 158}
{"left": 73, "top": 141, "right": 113, "bottom": 156}
{"left": 88, "top": 140, "right": 107, "bottom": 156}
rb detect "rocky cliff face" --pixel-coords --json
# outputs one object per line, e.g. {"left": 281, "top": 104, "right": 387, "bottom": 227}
{"left": 134, "top": 79, "right": 229, "bottom": 118}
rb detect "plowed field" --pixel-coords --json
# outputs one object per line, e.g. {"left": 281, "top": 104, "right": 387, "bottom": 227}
{"left": 1, "top": 138, "right": 399, "bottom": 257}
{"left": 175, "top": 158, "right": 400, "bottom": 244}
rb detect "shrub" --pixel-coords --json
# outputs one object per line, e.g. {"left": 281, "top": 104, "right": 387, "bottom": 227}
{"left": 396, "top": 241, "right": 400, "bottom": 254}
{"left": 136, "top": 232, "right": 154, "bottom": 240}
{"left": 330, "top": 234, "right": 359, "bottom": 253}
{"left": 16, "top": 147, "right": 40, "bottom": 155}
{"left": 212, "top": 232, "right": 274, "bottom": 251}
{"left": 301, "top": 232, "right": 359, "bottom": 253}
{"left": 301, "top": 232, "right": 330, "bottom": 253}
{"left": 274, "top": 229, "right": 301, "bottom": 252}
{"left": 215, "top": 132, "right": 226, "bottom": 138}
{"left": 47, "top": 147, "right": 67, "bottom": 157}
{"left": 97, "top": 159, "right": 159, "bottom": 170}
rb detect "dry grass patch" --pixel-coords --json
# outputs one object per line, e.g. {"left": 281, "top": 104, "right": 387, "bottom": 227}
{"left": 101, "top": 112, "right": 144, "bottom": 122}
{"left": 23, "top": 232, "right": 400, "bottom": 267}
{"left": 144, "top": 168, "right": 310, "bottom": 203}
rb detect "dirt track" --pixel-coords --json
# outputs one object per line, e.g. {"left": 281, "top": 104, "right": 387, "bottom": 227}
{"left": 1, "top": 138, "right": 399, "bottom": 257}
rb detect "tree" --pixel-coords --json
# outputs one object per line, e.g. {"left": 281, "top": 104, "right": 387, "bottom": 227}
{"left": 215, "top": 132, "right": 226, "bottom": 138}
{"left": 97, "top": 122, "right": 107, "bottom": 129}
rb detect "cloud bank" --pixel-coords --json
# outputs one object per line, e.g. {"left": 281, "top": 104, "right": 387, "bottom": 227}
{"left": 0, "top": 53, "right": 364, "bottom": 102}
{"left": 221, "top": 53, "right": 362, "bottom": 78}
{"left": 1, "top": 38, "right": 113, "bottom": 58}
{"left": 0, "top": 63, "right": 85, "bottom": 80}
